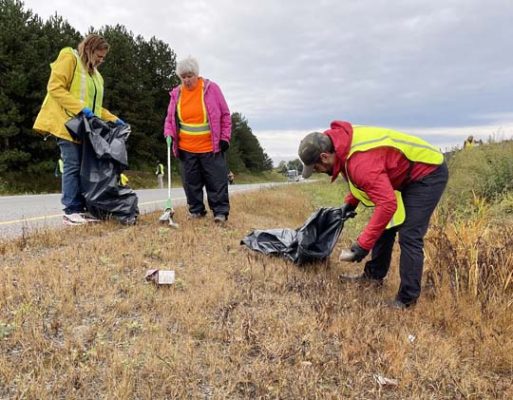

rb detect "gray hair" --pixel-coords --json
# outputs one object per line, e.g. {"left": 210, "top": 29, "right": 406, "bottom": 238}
{"left": 176, "top": 56, "right": 200, "bottom": 77}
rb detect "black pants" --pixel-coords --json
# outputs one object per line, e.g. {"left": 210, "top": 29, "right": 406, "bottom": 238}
{"left": 363, "top": 162, "right": 448, "bottom": 304}
{"left": 179, "top": 150, "right": 230, "bottom": 217}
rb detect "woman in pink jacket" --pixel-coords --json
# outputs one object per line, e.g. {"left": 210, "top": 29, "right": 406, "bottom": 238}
{"left": 164, "top": 57, "right": 231, "bottom": 223}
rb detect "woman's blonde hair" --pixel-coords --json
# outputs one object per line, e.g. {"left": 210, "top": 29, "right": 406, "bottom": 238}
{"left": 78, "top": 34, "right": 110, "bottom": 74}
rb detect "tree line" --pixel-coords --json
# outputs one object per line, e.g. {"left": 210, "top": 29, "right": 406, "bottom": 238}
{"left": 0, "top": 0, "right": 273, "bottom": 188}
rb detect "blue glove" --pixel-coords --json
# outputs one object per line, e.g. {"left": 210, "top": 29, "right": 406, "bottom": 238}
{"left": 114, "top": 118, "right": 125, "bottom": 126}
{"left": 82, "top": 107, "right": 94, "bottom": 118}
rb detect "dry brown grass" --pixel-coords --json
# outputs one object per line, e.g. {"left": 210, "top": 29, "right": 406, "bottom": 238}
{"left": 1, "top": 185, "right": 512, "bottom": 399}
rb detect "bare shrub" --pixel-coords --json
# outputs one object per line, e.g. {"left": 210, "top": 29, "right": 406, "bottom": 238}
{"left": 426, "top": 204, "right": 513, "bottom": 303}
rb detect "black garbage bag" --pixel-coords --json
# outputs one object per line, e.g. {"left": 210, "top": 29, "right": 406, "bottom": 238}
{"left": 241, "top": 207, "right": 352, "bottom": 265}
{"left": 65, "top": 114, "right": 139, "bottom": 225}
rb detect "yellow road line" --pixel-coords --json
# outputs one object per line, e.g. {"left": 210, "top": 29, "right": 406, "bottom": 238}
{"left": 0, "top": 189, "right": 266, "bottom": 228}
{"left": 0, "top": 199, "right": 187, "bottom": 226}
{"left": 0, "top": 214, "right": 63, "bottom": 226}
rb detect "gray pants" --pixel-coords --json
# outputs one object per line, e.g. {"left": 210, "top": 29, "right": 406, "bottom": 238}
{"left": 364, "top": 162, "right": 449, "bottom": 304}
{"left": 157, "top": 174, "right": 164, "bottom": 189}
{"left": 179, "top": 150, "right": 230, "bottom": 217}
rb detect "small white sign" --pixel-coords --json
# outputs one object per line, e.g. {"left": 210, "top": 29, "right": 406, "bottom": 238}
{"left": 157, "top": 270, "right": 175, "bottom": 285}
{"left": 145, "top": 269, "right": 175, "bottom": 285}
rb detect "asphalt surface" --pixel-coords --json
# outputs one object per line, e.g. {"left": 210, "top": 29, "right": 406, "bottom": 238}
{"left": 0, "top": 182, "right": 281, "bottom": 240}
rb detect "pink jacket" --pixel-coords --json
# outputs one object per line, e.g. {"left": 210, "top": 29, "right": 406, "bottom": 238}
{"left": 163, "top": 78, "right": 231, "bottom": 157}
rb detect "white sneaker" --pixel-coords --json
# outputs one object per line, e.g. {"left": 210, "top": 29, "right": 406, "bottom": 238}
{"left": 80, "top": 212, "right": 100, "bottom": 222}
{"left": 214, "top": 214, "right": 227, "bottom": 223}
{"left": 63, "top": 213, "right": 88, "bottom": 225}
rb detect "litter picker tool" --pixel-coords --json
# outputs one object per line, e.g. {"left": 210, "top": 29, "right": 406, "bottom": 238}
{"left": 159, "top": 136, "right": 179, "bottom": 228}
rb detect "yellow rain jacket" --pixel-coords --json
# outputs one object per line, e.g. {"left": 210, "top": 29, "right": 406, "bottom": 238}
{"left": 33, "top": 47, "right": 117, "bottom": 142}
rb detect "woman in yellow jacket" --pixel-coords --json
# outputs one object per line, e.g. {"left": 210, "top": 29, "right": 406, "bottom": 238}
{"left": 34, "top": 34, "right": 124, "bottom": 225}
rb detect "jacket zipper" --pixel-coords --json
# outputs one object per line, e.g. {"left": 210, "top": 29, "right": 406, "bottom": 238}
{"left": 91, "top": 74, "right": 97, "bottom": 114}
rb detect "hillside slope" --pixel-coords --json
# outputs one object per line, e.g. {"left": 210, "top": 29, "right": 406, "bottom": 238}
{"left": 0, "top": 182, "right": 512, "bottom": 398}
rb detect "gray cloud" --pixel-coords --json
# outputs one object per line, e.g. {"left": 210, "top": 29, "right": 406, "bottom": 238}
{"left": 23, "top": 0, "right": 513, "bottom": 162}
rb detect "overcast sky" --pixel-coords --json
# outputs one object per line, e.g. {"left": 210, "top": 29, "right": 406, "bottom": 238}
{"left": 23, "top": 0, "right": 513, "bottom": 163}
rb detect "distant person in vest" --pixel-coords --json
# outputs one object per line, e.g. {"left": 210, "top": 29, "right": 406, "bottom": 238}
{"left": 163, "top": 56, "right": 231, "bottom": 223}
{"left": 155, "top": 161, "right": 165, "bottom": 188}
{"left": 54, "top": 158, "right": 64, "bottom": 177}
{"left": 33, "top": 34, "right": 125, "bottom": 226}
{"left": 298, "top": 121, "right": 448, "bottom": 309}
{"left": 463, "top": 135, "right": 475, "bottom": 149}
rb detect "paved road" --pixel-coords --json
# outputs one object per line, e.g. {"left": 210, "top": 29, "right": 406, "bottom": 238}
{"left": 0, "top": 182, "right": 282, "bottom": 239}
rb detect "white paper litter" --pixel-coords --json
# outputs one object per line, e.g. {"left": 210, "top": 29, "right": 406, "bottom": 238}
{"left": 145, "top": 269, "right": 175, "bottom": 285}
{"left": 374, "top": 374, "right": 399, "bottom": 387}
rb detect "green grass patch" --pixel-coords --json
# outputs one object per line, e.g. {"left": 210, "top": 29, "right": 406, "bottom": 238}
{"left": 297, "top": 176, "right": 373, "bottom": 243}
{"left": 0, "top": 169, "right": 287, "bottom": 194}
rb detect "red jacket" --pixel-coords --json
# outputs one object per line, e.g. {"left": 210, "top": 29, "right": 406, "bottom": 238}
{"left": 325, "top": 121, "right": 438, "bottom": 250}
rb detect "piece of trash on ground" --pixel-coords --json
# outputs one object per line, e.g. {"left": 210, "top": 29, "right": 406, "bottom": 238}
{"left": 145, "top": 269, "right": 175, "bottom": 285}
{"left": 374, "top": 374, "right": 399, "bottom": 387}
{"left": 408, "top": 334, "right": 416, "bottom": 344}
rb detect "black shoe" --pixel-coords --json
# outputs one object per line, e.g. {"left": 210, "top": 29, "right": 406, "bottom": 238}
{"left": 339, "top": 273, "right": 383, "bottom": 286}
{"left": 385, "top": 298, "right": 416, "bottom": 310}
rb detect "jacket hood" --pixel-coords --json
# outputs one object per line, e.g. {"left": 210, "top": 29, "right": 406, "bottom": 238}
{"left": 324, "top": 121, "right": 353, "bottom": 181}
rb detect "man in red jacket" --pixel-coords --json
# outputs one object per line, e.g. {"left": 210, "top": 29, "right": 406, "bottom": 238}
{"left": 298, "top": 121, "right": 448, "bottom": 309}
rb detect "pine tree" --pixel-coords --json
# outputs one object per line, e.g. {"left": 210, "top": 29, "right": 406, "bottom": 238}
{"left": 232, "top": 112, "right": 270, "bottom": 172}
{"left": 0, "top": 0, "right": 42, "bottom": 172}
{"left": 99, "top": 25, "right": 178, "bottom": 168}
{"left": 0, "top": 1, "right": 270, "bottom": 189}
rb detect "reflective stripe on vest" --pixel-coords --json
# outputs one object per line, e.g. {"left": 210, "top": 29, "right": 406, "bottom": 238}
{"left": 350, "top": 126, "right": 443, "bottom": 164}
{"left": 66, "top": 48, "right": 104, "bottom": 115}
{"left": 72, "top": 49, "right": 87, "bottom": 102}
{"left": 346, "top": 126, "right": 444, "bottom": 229}
{"left": 178, "top": 121, "right": 211, "bottom": 135}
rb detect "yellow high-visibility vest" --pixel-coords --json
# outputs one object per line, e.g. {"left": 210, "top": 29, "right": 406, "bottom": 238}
{"left": 177, "top": 80, "right": 211, "bottom": 136}
{"left": 67, "top": 48, "right": 105, "bottom": 115}
{"left": 33, "top": 47, "right": 117, "bottom": 141}
{"left": 346, "top": 126, "right": 444, "bottom": 229}
{"left": 464, "top": 140, "right": 474, "bottom": 149}
{"left": 40, "top": 48, "right": 105, "bottom": 116}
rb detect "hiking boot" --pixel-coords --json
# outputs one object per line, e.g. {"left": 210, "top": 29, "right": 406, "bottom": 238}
{"left": 214, "top": 214, "right": 227, "bottom": 223}
{"left": 339, "top": 273, "right": 383, "bottom": 286}
{"left": 63, "top": 213, "right": 88, "bottom": 225}
{"left": 385, "top": 298, "right": 416, "bottom": 310}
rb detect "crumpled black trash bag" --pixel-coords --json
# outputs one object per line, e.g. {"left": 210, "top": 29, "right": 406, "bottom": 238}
{"left": 65, "top": 114, "right": 139, "bottom": 225}
{"left": 241, "top": 207, "right": 351, "bottom": 265}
